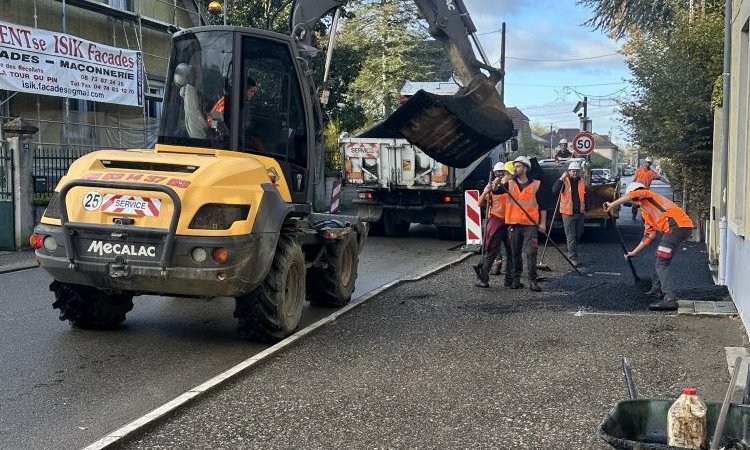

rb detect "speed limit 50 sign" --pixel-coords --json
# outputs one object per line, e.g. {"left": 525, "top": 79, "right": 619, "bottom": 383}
{"left": 572, "top": 132, "right": 596, "bottom": 156}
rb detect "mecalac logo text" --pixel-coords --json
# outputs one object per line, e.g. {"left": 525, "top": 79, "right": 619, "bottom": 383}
{"left": 87, "top": 240, "right": 157, "bottom": 257}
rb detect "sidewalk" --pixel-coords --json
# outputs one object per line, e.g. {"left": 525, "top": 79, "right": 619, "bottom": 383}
{"left": 0, "top": 250, "right": 37, "bottom": 274}
{"left": 122, "top": 221, "right": 744, "bottom": 449}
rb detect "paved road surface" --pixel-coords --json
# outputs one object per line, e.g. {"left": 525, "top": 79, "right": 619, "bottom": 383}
{"left": 0, "top": 225, "right": 458, "bottom": 450}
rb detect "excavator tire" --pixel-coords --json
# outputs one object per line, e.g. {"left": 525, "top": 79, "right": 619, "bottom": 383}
{"left": 51, "top": 281, "right": 134, "bottom": 329}
{"left": 234, "top": 235, "right": 305, "bottom": 342}
{"left": 308, "top": 233, "right": 359, "bottom": 307}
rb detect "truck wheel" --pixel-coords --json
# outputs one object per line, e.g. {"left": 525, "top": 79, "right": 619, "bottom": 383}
{"left": 51, "top": 281, "right": 133, "bottom": 329}
{"left": 383, "top": 213, "right": 410, "bottom": 237}
{"left": 436, "top": 226, "right": 464, "bottom": 241}
{"left": 234, "top": 235, "right": 306, "bottom": 342}
{"left": 308, "top": 233, "right": 359, "bottom": 307}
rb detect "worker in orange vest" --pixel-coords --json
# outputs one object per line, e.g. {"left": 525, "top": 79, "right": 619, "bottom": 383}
{"left": 496, "top": 155, "right": 547, "bottom": 292}
{"left": 553, "top": 160, "right": 586, "bottom": 267}
{"left": 474, "top": 161, "right": 514, "bottom": 288}
{"left": 604, "top": 182, "right": 694, "bottom": 311}
{"left": 631, "top": 156, "right": 669, "bottom": 220}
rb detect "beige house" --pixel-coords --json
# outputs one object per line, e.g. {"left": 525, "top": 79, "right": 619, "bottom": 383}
{"left": 0, "top": 0, "right": 204, "bottom": 149}
{"left": 709, "top": 0, "right": 750, "bottom": 334}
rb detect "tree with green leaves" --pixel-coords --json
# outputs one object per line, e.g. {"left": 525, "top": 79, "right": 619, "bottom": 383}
{"left": 578, "top": 0, "right": 724, "bottom": 38}
{"left": 336, "top": 0, "right": 438, "bottom": 126}
{"left": 202, "top": 0, "right": 292, "bottom": 32}
{"left": 581, "top": 1, "right": 724, "bottom": 219}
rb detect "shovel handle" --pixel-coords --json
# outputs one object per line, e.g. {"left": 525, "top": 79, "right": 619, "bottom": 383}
{"left": 607, "top": 211, "right": 641, "bottom": 282}
{"left": 622, "top": 357, "right": 637, "bottom": 400}
{"left": 539, "top": 192, "right": 562, "bottom": 263}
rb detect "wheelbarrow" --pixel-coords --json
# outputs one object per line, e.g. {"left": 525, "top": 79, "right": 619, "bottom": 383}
{"left": 598, "top": 358, "right": 750, "bottom": 449}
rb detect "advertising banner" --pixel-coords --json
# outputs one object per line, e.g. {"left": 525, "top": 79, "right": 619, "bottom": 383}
{"left": 0, "top": 20, "right": 142, "bottom": 106}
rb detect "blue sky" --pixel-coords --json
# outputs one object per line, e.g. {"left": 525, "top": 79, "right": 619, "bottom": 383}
{"left": 464, "top": 0, "right": 632, "bottom": 145}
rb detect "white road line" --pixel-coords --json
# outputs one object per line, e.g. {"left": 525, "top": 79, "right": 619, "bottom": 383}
{"left": 81, "top": 251, "right": 472, "bottom": 450}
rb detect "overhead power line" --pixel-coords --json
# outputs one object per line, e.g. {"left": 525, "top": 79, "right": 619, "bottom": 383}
{"left": 505, "top": 53, "right": 621, "bottom": 62}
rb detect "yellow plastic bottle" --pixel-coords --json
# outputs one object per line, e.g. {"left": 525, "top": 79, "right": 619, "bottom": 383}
{"left": 667, "top": 387, "right": 707, "bottom": 449}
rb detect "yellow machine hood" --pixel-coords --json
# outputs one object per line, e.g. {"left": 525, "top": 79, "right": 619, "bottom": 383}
{"left": 41, "top": 145, "right": 292, "bottom": 236}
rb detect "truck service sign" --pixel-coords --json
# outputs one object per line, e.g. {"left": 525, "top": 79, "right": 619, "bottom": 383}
{"left": 0, "top": 20, "right": 143, "bottom": 106}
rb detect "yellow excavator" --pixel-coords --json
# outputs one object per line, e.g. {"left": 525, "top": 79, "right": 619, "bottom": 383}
{"left": 31, "top": 0, "right": 513, "bottom": 341}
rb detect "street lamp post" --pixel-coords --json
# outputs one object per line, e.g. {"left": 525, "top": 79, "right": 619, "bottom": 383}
{"left": 208, "top": 1, "right": 227, "bottom": 25}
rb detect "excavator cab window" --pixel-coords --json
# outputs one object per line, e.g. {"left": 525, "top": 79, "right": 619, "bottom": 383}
{"left": 240, "top": 36, "right": 308, "bottom": 170}
{"left": 159, "top": 31, "right": 234, "bottom": 149}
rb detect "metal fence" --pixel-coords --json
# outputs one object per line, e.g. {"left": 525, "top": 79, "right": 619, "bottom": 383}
{"left": 0, "top": 142, "right": 12, "bottom": 202}
{"left": 33, "top": 147, "right": 95, "bottom": 202}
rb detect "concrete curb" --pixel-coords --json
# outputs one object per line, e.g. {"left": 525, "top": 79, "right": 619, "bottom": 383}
{"left": 81, "top": 251, "right": 473, "bottom": 450}
{"left": 0, "top": 264, "right": 38, "bottom": 275}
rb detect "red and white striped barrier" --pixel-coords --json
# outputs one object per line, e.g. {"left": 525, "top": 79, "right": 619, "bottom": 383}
{"left": 330, "top": 180, "right": 341, "bottom": 214}
{"left": 464, "top": 190, "right": 482, "bottom": 246}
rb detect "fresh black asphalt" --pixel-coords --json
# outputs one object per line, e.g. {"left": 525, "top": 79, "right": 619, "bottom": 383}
{"left": 123, "top": 214, "right": 743, "bottom": 449}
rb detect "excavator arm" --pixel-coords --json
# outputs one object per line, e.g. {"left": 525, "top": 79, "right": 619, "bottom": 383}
{"left": 290, "top": 0, "right": 514, "bottom": 168}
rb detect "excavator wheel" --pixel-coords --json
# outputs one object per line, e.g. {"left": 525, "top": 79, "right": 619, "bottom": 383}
{"left": 308, "top": 233, "right": 359, "bottom": 307}
{"left": 51, "top": 281, "right": 134, "bottom": 329}
{"left": 234, "top": 235, "right": 306, "bottom": 342}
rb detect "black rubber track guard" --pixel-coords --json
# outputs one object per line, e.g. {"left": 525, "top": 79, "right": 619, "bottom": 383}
{"left": 359, "top": 77, "right": 514, "bottom": 168}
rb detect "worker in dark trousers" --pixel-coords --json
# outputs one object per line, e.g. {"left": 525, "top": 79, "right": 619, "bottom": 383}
{"left": 474, "top": 161, "right": 514, "bottom": 288}
{"left": 553, "top": 160, "right": 586, "bottom": 267}
{"left": 498, "top": 156, "right": 547, "bottom": 292}
{"left": 604, "top": 182, "right": 694, "bottom": 311}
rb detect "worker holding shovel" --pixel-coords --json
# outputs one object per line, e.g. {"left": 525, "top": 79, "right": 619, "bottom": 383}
{"left": 553, "top": 160, "right": 586, "bottom": 268}
{"left": 603, "top": 182, "right": 694, "bottom": 311}
{"left": 474, "top": 161, "right": 514, "bottom": 288}
{"left": 496, "top": 156, "right": 547, "bottom": 292}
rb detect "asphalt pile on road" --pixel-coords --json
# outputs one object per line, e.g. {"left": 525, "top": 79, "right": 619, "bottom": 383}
{"left": 122, "top": 224, "right": 743, "bottom": 450}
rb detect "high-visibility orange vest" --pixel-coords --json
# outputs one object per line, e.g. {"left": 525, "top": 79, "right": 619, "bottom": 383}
{"left": 505, "top": 179, "right": 541, "bottom": 225}
{"left": 633, "top": 190, "right": 693, "bottom": 233}
{"left": 207, "top": 97, "right": 225, "bottom": 126}
{"left": 559, "top": 177, "right": 586, "bottom": 216}
{"left": 633, "top": 167, "right": 661, "bottom": 189}
{"left": 486, "top": 192, "right": 508, "bottom": 219}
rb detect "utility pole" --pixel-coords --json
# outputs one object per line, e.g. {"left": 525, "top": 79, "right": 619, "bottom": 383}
{"left": 549, "top": 123, "right": 553, "bottom": 159}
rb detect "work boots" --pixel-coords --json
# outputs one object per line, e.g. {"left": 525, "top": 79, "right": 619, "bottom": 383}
{"left": 473, "top": 264, "right": 489, "bottom": 288}
{"left": 510, "top": 278, "right": 524, "bottom": 289}
{"left": 648, "top": 295, "right": 678, "bottom": 311}
{"left": 528, "top": 280, "right": 542, "bottom": 292}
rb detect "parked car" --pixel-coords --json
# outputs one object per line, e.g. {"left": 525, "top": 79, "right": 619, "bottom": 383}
{"left": 591, "top": 168, "right": 614, "bottom": 184}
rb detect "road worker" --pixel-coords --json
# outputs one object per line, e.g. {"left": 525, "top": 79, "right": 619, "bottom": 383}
{"left": 555, "top": 138, "right": 573, "bottom": 161}
{"left": 603, "top": 182, "right": 694, "bottom": 311}
{"left": 496, "top": 156, "right": 547, "bottom": 292}
{"left": 631, "top": 157, "right": 669, "bottom": 220}
{"left": 474, "top": 161, "right": 514, "bottom": 288}
{"left": 553, "top": 160, "right": 586, "bottom": 267}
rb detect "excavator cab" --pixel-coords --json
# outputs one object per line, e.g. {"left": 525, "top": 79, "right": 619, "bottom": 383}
{"left": 159, "top": 27, "right": 317, "bottom": 204}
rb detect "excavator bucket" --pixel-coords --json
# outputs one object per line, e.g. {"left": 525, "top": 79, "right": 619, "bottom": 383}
{"left": 359, "top": 77, "right": 514, "bottom": 168}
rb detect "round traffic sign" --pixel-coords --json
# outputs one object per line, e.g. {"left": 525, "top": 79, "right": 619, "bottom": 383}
{"left": 572, "top": 132, "right": 596, "bottom": 156}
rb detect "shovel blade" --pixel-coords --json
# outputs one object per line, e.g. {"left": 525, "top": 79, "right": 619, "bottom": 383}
{"left": 359, "top": 77, "right": 514, "bottom": 168}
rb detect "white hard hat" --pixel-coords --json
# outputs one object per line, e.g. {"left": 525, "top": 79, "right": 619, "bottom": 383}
{"left": 625, "top": 182, "right": 646, "bottom": 194}
{"left": 645, "top": 156, "right": 654, "bottom": 163}
{"left": 513, "top": 156, "right": 531, "bottom": 169}
{"left": 568, "top": 161, "right": 582, "bottom": 170}
{"left": 493, "top": 161, "right": 507, "bottom": 172}
{"left": 559, "top": 138, "right": 568, "bottom": 144}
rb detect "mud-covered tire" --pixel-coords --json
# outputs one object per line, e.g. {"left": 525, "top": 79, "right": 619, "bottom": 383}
{"left": 234, "top": 235, "right": 306, "bottom": 342}
{"left": 51, "top": 281, "right": 133, "bottom": 329}
{"left": 308, "top": 233, "right": 359, "bottom": 307}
